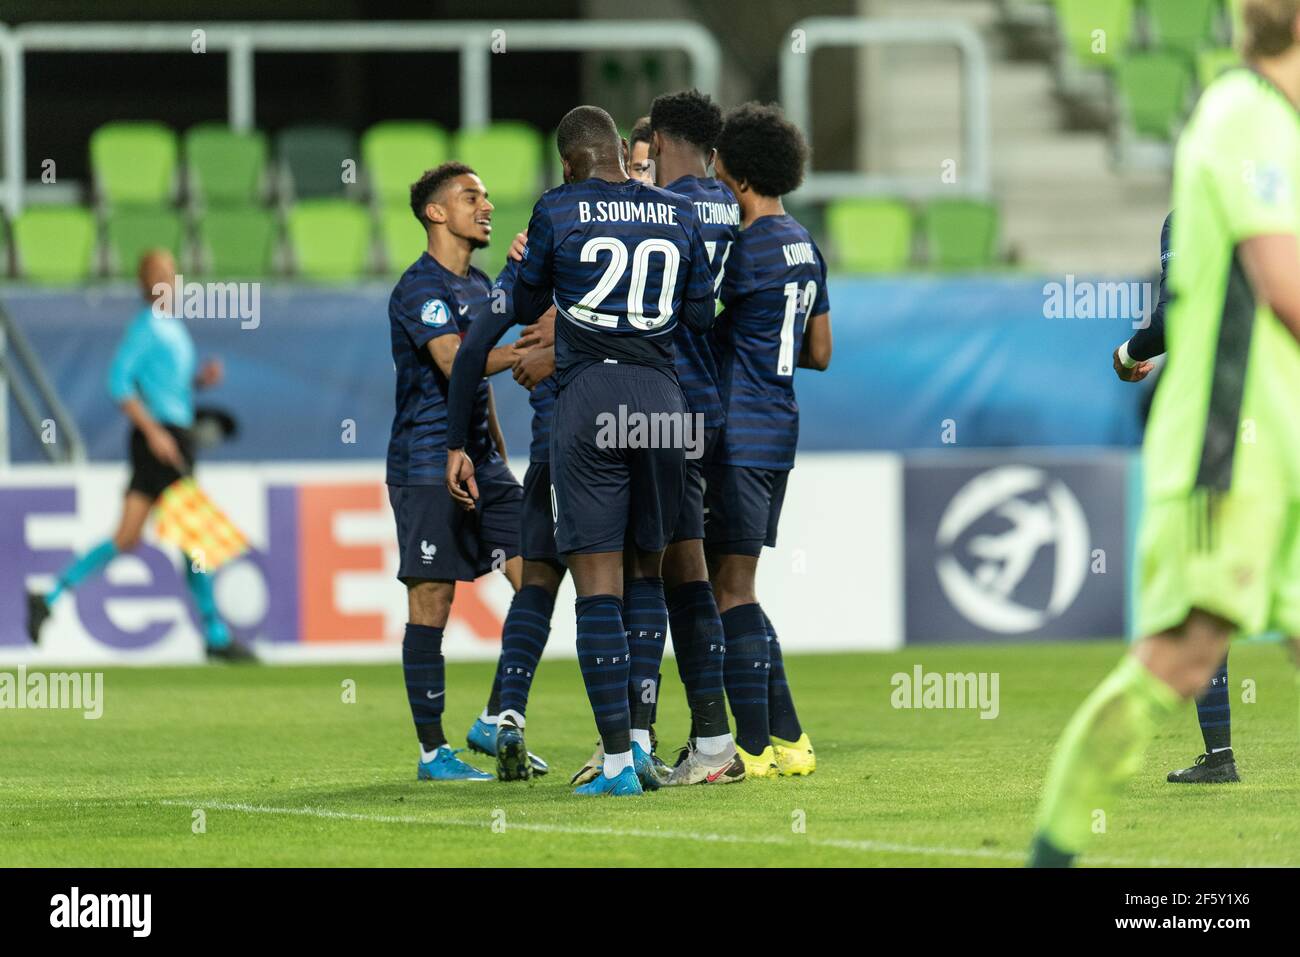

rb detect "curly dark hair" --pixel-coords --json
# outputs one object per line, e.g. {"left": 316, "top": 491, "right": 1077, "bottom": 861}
{"left": 715, "top": 102, "right": 808, "bottom": 198}
{"left": 410, "top": 161, "right": 476, "bottom": 226}
{"left": 649, "top": 89, "right": 722, "bottom": 152}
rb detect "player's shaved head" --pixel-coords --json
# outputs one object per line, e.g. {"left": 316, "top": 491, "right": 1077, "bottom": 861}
{"left": 137, "top": 249, "right": 176, "bottom": 302}
{"left": 556, "top": 105, "right": 624, "bottom": 181}
{"left": 1242, "top": 0, "right": 1300, "bottom": 59}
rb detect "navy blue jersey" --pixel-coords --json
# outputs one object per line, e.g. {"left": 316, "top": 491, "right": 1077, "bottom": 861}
{"left": 713, "top": 214, "right": 830, "bottom": 470}
{"left": 387, "top": 252, "right": 501, "bottom": 485}
{"left": 663, "top": 175, "right": 740, "bottom": 429}
{"left": 1127, "top": 210, "right": 1173, "bottom": 362}
{"left": 528, "top": 377, "right": 558, "bottom": 463}
{"left": 515, "top": 177, "right": 715, "bottom": 383}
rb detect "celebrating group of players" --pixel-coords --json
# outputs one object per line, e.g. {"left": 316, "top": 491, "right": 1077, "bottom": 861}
{"left": 384, "top": 89, "right": 832, "bottom": 795}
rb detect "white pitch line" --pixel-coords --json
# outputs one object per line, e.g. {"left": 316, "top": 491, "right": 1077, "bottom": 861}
{"left": 154, "top": 799, "right": 1263, "bottom": 868}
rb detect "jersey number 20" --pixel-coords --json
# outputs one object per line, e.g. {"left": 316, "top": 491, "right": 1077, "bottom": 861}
{"left": 571, "top": 237, "right": 681, "bottom": 331}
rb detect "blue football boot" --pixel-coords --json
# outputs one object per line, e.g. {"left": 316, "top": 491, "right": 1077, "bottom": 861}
{"left": 573, "top": 765, "right": 644, "bottom": 797}
{"left": 632, "top": 741, "right": 670, "bottom": 791}
{"left": 417, "top": 745, "right": 493, "bottom": 782}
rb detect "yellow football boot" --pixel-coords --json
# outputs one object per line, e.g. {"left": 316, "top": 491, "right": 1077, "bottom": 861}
{"left": 736, "top": 743, "right": 780, "bottom": 778}
{"left": 771, "top": 733, "right": 816, "bottom": 776}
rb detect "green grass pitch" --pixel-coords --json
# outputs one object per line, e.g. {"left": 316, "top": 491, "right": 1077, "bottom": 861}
{"left": 2, "top": 641, "right": 1297, "bottom": 867}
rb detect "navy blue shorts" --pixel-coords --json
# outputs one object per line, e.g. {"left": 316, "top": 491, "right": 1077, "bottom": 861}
{"left": 388, "top": 461, "right": 521, "bottom": 582}
{"left": 671, "top": 427, "right": 719, "bottom": 544}
{"left": 704, "top": 464, "right": 789, "bottom": 557}
{"left": 520, "top": 461, "right": 560, "bottom": 563}
{"left": 550, "top": 363, "right": 687, "bottom": 555}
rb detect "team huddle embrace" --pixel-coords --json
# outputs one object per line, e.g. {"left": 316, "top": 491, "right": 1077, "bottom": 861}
{"left": 385, "top": 90, "right": 832, "bottom": 796}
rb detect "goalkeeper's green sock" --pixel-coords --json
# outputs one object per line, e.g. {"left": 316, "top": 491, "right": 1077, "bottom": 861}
{"left": 1029, "top": 653, "right": 1181, "bottom": 867}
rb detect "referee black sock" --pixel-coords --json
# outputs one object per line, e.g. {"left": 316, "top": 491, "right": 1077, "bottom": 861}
{"left": 668, "top": 580, "right": 729, "bottom": 739}
{"left": 722, "top": 602, "right": 771, "bottom": 756}
{"left": 575, "top": 595, "right": 632, "bottom": 757}
{"left": 402, "top": 623, "right": 446, "bottom": 752}
{"left": 1196, "top": 656, "right": 1231, "bottom": 753}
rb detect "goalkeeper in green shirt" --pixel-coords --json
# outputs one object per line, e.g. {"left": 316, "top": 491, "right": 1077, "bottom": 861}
{"left": 1032, "top": 0, "right": 1300, "bottom": 866}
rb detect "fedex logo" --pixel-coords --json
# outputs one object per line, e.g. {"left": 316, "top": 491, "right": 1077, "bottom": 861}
{"left": 0, "top": 475, "right": 505, "bottom": 651}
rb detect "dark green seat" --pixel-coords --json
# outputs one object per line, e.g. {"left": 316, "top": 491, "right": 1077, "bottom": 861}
{"left": 277, "top": 125, "right": 357, "bottom": 200}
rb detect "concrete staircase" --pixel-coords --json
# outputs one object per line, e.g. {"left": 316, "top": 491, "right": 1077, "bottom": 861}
{"left": 868, "top": 0, "right": 1171, "bottom": 275}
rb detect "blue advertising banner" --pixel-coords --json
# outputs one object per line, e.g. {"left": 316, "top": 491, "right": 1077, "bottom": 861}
{"left": 903, "top": 451, "right": 1130, "bottom": 643}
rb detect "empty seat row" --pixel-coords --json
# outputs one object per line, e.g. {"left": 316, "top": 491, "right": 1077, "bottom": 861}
{"left": 1, "top": 196, "right": 538, "bottom": 283}
{"left": 824, "top": 198, "right": 1001, "bottom": 272}
{"left": 88, "top": 120, "right": 550, "bottom": 208}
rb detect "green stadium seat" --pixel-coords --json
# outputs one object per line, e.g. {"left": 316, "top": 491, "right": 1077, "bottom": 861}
{"left": 197, "top": 206, "right": 277, "bottom": 278}
{"left": 89, "top": 122, "right": 178, "bottom": 206}
{"left": 475, "top": 198, "right": 533, "bottom": 278}
{"left": 1056, "top": 0, "right": 1135, "bottom": 70}
{"left": 378, "top": 205, "right": 426, "bottom": 274}
{"left": 1146, "top": 0, "right": 1219, "bottom": 57}
{"left": 13, "top": 206, "right": 98, "bottom": 283}
{"left": 287, "top": 199, "right": 372, "bottom": 280}
{"left": 276, "top": 125, "right": 357, "bottom": 200}
{"left": 1197, "top": 46, "right": 1240, "bottom": 88}
{"left": 825, "top": 199, "right": 914, "bottom": 273}
{"left": 362, "top": 121, "right": 450, "bottom": 205}
{"left": 184, "top": 124, "right": 268, "bottom": 206}
{"left": 453, "top": 122, "right": 544, "bottom": 203}
{"left": 105, "top": 206, "right": 184, "bottom": 277}
{"left": 922, "top": 198, "right": 999, "bottom": 270}
{"left": 1116, "top": 51, "right": 1193, "bottom": 140}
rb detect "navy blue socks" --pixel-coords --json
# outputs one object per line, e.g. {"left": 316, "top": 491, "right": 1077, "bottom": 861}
{"left": 624, "top": 578, "right": 668, "bottom": 736}
{"left": 1196, "top": 657, "right": 1231, "bottom": 753}
{"left": 402, "top": 623, "right": 446, "bottom": 751}
{"left": 575, "top": 595, "right": 631, "bottom": 755}
{"left": 668, "top": 580, "right": 729, "bottom": 739}
{"left": 721, "top": 602, "right": 771, "bottom": 755}
{"left": 764, "top": 610, "right": 803, "bottom": 741}
{"left": 498, "top": 584, "right": 556, "bottom": 719}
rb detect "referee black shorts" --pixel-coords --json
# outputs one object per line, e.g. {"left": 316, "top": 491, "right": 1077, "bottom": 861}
{"left": 127, "top": 424, "right": 195, "bottom": 501}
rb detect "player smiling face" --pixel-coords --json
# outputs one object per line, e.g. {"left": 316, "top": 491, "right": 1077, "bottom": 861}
{"left": 434, "top": 173, "right": 494, "bottom": 250}
{"left": 411, "top": 164, "right": 494, "bottom": 251}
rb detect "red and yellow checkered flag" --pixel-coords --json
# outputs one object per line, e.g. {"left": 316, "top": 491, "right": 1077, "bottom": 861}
{"left": 154, "top": 477, "right": 249, "bottom": 570}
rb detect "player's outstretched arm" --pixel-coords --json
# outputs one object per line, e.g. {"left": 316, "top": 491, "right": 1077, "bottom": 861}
{"left": 444, "top": 305, "right": 517, "bottom": 452}
{"left": 798, "top": 312, "right": 832, "bottom": 371}
{"left": 1239, "top": 233, "right": 1300, "bottom": 344}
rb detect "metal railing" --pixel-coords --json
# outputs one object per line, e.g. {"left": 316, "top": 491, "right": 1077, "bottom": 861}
{"left": 0, "top": 302, "right": 86, "bottom": 464}
{"left": 780, "top": 17, "right": 992, "bottom": 200}
{"left": 0, "top": 19, "right": 723, "bottom": 217}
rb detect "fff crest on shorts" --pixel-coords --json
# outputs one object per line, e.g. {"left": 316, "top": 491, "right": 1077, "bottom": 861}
{"left": 419, "top": 298, "right": 451, "bottom": 327}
